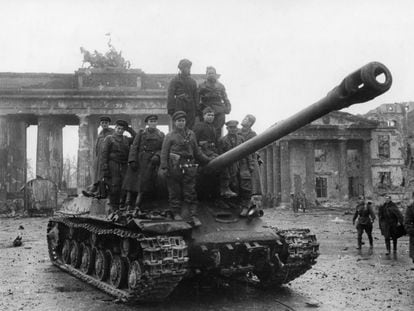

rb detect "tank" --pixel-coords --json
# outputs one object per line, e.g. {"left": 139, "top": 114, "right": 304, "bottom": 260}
{"left": 47, "top": 62, "right": 392, "bottom": 302}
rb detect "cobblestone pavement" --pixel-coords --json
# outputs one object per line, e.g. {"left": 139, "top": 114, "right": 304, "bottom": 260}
{"left": 0, "top": 207, "right": 413, "bottom": 311}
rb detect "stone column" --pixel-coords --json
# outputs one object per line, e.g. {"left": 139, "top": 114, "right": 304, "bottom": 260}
{"left": 266, "top": 146, "right": 274, "bottom": 198}
{"left": 37, "top": 116, "right": 64, "bottom": 187}
{"left": 362, "top": 139, "right": 373, "bottom": 197}
{"left": 77, "top": 115, "right": 94, "bottom": 191}
{"left": 338, "top": 139, "right": 348, "bottom": 200}
{"left": 280, "top": 140, "right": 291, "bottom": 203}
{"left": 7, "top": 118, "right": 28, "bottom": 193}
{"left": 305, "top": 140, "right": 315, "bottom": 203}
{"left": 0, "top": 116, "right": 8, "bottom": 201}
{"left": 272, "top": 143, "right": 281, "bottom": 204}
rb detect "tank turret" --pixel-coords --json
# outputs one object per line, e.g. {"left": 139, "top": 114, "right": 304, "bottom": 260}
{"left": 205, "top": 61, "right": 392, "bottom": 172}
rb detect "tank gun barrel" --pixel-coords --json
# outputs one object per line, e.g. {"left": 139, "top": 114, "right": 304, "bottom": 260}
{"left": 205, "top": 61, "right": 392, "bottom": 172}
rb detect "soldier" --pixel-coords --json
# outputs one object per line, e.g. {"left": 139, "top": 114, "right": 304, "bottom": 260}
{"left": 101, "top": 119, "right": 136, "bottom": 213}
{"left": 159, "top": 111, "right": 211, "bottom": 223}
{"left": 123, "top": 115, "right": 165, "bottom": 211}
{"left": 193, "top": 107, "right": 218, "bottom": 158}
{"left": 238, "top": 114, "right": 263, "bottom": 196}
{"left": 198, "top": 66, "right": 231, "bottom": 137}
{"left": 352, "top": 196, "right": 376, "bottom": 250}
{"left": 84, "top": 116, "right": 114, "bottom": 196}
{"left": 404, "top": 192, "right": 414, "bottom": 265}
{"left": 219, "top": 120, "right": 254, "bottom": 216}
{"left": 378, "top": 195, "right": 404, "bottom": 255}
{"left": 167, "top": 59, "right": 198, "bottom": 129}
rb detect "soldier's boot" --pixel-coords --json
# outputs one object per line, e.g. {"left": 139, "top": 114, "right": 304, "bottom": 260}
{"left": 368, "top": 235, "right": 373, "bottom": 249}
{"left": 385, "top": 239, "right": 391, "bottom": 255}
{"left": 393, "top": 240, "right": 397, "bottom": 253}
{"left": 188, "top": 204, "right": 201, "bottom": 227}
{"left": 125, "top": 191, "right": 138, "bottom": 211}
{"left": 356, "top": 236, "right": 362, "bottom": 250}
{"left": 220, "top": 186, "right": 237, "bottom": 198}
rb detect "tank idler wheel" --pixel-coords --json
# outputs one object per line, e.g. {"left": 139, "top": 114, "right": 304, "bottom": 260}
{"left": 70, "top": 240, "right": 82, "bottom": 268}
{"left": 62, "top": 239, "right": 72, "bottom": 265}
{"left": 95, "top": 249, "right": 111, "bottom": 281}
{"left": 80, "top": 244, "right": 95, "bottom": 275}
{"left": 128, "top": 260, "right": 143, "bottom": 290}
{"left": 110, "top": 255, "right": 129, "bottom": 288}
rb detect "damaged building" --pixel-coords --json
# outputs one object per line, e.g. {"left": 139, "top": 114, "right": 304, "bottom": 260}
{"left": 259, "top": 103, "right": 414, "bottom": 206}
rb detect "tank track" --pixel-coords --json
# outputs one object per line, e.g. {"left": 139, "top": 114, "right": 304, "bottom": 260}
{"left": 47, "top": 217, "right": 189, "bottom": 302}
{"left": 260, "top": 228, "right": 319, "bottom": 286}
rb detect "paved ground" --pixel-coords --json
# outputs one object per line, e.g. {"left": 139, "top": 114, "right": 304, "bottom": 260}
{"left": 0, "top": 207, "right": 413, "bottom": 311}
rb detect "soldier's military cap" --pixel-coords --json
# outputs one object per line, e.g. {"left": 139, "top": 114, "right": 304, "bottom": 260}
{"left": 115, "top": 119, "right": 128, "bottom": 128}
{"left": 178, "top": 59, "right": 192, "bottom": 69}
{"left": 202, "top": 107, "right": 215, "bottom": 115}
{"left": 144, "top": 114, "right": 158, "bottom": 123}
{"left": 172, "top": 110, "right": 187, "bottom": 121}
{"left": 99, "top": 116, "right": 111, "bottom": 123}
{"left": 206, "top": 66, "right": 217, "bottom": 73}
{"left": 225, "top": 120, "right": 239, "bottom": 127}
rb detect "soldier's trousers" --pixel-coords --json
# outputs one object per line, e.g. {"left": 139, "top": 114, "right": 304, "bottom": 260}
{"left": 166, "top": 164, "right": 198, "bottom": 211}
{"left": 357, "top": 223, "right": 373, "bottom": 246}
{"left": 107, "top": 161, "right": 128, "bottom": 209}
{"left": 220, "top": 167, "right": 252, "bottom": 207}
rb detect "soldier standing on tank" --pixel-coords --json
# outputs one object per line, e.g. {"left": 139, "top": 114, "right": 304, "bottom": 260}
{"left": 84, "top": 116, "right": 114, "bottom": 196}
{"left": 159, "top": 111, "right": 211, "bottom": 223}
{"left": 219, "top": 120, "right": 254, "bottom": 216}
{"left": 101, "top": 119, "right": 136, "bottom": 214}
{"left": 193, "top": 107, "right": 218, "bottom": 158}
{"left": 123, "top": 115, "right": 165, "bottom": 211}
{"left": 238, "top": 114, "right": 263, "bottom": 197}
{"left": 167, "top": 59, "right": 198, "bottom": 129}
{"left": 198, "top": 66, "right": 231, "bottom": 137}
{"left": 352, "top": 196, "right": 376, "bottom": 250}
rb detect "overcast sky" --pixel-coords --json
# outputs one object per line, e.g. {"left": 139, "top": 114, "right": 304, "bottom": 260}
{"left": 2, "top": 0, "right": 414, "bottom": 162}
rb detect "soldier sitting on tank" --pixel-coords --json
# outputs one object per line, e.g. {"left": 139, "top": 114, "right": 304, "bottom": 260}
{"left": 159, "top": 111, "right": 212, "bottom": 225}
{"left": 193, "top": 107, "right": 218, "bottom": 158}
{"left": 123, "top": 115, "right": 165, "bottom": 212}
{"left": 219, "top": 120, "right": 254, "bottom": 216}
{"left": 101, "top": 119, "right": 136, "bottom": 215}
{"left": 198, "top": 66, "right": 231, "bottom": 137}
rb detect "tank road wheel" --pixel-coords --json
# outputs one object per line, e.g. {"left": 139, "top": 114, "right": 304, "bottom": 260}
{"left": 95, "top": 249, "right": 111, "bottom": 281}
{"left": 62, "top": 240, "right": 71, "bottom": 265}
{"left": 110, "top": 255, "right": 128, "bottom": 288}
{"left": 70, "top": 240, "right": 82, "bottom": 268}
{"left": 80, "top": 244, "right": 95, "bottom": 275}
{"left": 128, "top": 260, "right": 142, "bottom": 290}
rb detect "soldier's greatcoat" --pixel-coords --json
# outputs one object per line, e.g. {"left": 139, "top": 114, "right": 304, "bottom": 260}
{"left": 404, "top": 204, "right": 414, "bottom": 261}
{"left": 93, "top": 128, "right": 114, "bottom": 183}
{"left": 378, "top": 201, "right": 404, "bottom": 239}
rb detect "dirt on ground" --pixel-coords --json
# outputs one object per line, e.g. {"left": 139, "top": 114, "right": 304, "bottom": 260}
{"left": 0, "top": 207, "right": 413, "bottom": 311}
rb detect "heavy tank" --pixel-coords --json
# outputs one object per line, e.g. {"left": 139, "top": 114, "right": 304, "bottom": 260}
{"left": 47, "top": 62, "right": 392, "bottom": 302}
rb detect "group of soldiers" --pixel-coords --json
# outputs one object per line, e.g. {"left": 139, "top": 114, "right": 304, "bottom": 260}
{"left": 86, "top": 59, "right": 261, "bottom": 223}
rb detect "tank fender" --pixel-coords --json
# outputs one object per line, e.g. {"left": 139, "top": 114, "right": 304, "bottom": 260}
{"left": 129, "top": 219, "right": 192, "bottom": 234}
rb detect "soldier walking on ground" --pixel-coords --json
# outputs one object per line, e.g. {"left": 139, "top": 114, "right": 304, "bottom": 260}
{"left": 353, "top": 196, "right": 375, "bottom": 250}
{"left": 123, "top": 115, "right": 164, "bottom": 212}
{"left": 198, "top": 66, "right": 231, "bottom": 137}
{"left": 404, "top": 192, "right": 414, "bottom": 266}
{"left": 101, "top": 119, "right": 136, "bottom": 214}
{"left": 159, "top": 111, "right": 211, "bottom": 224}
{"left": 219, "top": 120, "right": 254, "bottom": 216}
{"left": 378, "top": 195, "right": 404, "bottom": 255}
{"left": 167, "top": 59, "right": 198, "bottom": 129}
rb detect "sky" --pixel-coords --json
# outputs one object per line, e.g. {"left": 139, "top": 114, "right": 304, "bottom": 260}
{"left": 2, "top": 0, "right": 414, "bottom": 164}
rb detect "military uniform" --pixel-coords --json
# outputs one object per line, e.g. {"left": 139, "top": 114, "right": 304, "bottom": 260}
{"left": 160, "top": 123, "right": 210, "bottom": 217}
{"left": 101, "top": 122, "right": 135, "bottom": 211}
{"left": 193, "top": 120, "right": 218, "bottom": 157}
{"left": 378, "top": 199, "right": 404, "bottom": 253}
{"left": 167, "top": 65, "right": 198, "bottom": 129}
{"left": 123, "top": 127, "right": 164, "bottom": 205}
{"left": 198, "top": 80, "right": 231, "bottom": 137}
{"left": 218, "top": 129, "right": 254, "bottom": 207}
{"left": 93, "top": 127, "right": 114, "bottom": 183}
{"left": 353, "top": 202, "right": 376, "bottom": 248}
{"left": 404, "top": 203, "right": 414, "bottom": 263}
